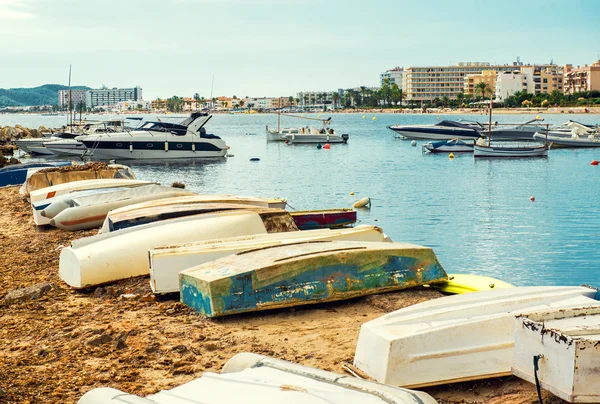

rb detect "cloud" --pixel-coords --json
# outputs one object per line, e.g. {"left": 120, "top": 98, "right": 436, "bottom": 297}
{"left": 0, "top": 0, "right": 32, "bottom": 18}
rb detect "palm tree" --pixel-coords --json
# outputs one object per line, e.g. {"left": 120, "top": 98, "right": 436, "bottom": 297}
{"left": 475, "top": 82, "right": 493, "bottom": 101}
{"left": 332, "top": 92, "right": 339, "bottom": 109}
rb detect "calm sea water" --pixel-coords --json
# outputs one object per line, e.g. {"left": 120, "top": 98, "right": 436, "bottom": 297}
{"left": 3, "top": 112, "right": 600, "bottom": 287}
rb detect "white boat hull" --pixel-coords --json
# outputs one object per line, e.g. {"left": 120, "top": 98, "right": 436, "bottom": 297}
{"left": 284, "top": 133, "right": 347, "bottom": 144}
{"left": 77, "top": 353, "right": 437, "bottom": 404}
{"left": 30, "top": 179, "right": 151, "bottom": 204}
{"left": 473, "top": 143, "right": 548, "bottom": 157}
{"left": 26, "top": 145, "right": 56, "bottom": 155}
{"left": 89, "top": 147, "right": 227, "bottom": 160}
{"left": 59, "top": 211, "right": 270, "bottom": 289}
{"left": 513, "top": 306, "right": 600, "bottom": 403}
{"left": 148, "top": 225, "right": 386, "bottom": 294}
{"left": 44, "top": 141, "right": 88, "bottom": 156}
{"left": 353, "top": 286, "right": 600, "bottom": 388}
{"left": 48, "top": 185, "right": 195, "bottom": 231}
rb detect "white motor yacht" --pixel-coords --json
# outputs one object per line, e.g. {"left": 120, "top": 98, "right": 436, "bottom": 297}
{"left": 76, "top": 112, "right": 228, "bottom": 160}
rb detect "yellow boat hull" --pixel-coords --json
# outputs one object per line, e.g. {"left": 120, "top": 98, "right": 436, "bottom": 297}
{"left": 431, "top": 273, "right": 514, "bottom": 294}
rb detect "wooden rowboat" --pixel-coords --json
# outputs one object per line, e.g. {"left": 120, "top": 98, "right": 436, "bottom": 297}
{"left": 77, "top": 353, "right": 437, "bottom": 404}
{"left": 353, "top": 286, "right": 600, "bottom": 388}
{"left": 149, "top": 225, "right": 386, "bottom": 294}
{"left": 180, "top": 240, "right": 448, "bottom": 318}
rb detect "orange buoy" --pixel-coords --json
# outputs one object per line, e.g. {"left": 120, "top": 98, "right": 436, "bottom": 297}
{"left": 591, "top": 160, "right": 599, "bottom": 166}
{"left": 530, "top": 196, "right": 535, "bottom": 202}
{"left": 323, "top": 143, "right": 331, "bottom": 149}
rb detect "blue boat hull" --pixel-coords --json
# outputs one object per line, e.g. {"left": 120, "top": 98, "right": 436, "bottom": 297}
{"left": 0, "top": 162, "right": 72, "bottom": 187}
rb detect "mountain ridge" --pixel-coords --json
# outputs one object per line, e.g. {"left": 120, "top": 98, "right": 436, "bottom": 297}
{"left": 0, "top": 84, "right": 91, "bottom": 107}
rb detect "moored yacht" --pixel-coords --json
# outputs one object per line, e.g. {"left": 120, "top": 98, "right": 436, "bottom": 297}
{"left": 76, "top": 112, "right": 228, "bottom": 160}
{"left": 388, "top": 120, "right": 484, "bottom": 140}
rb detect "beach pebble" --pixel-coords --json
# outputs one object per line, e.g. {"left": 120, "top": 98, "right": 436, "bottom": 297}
{"left": 2, "top": 282, "right": 53, "bottom": 306}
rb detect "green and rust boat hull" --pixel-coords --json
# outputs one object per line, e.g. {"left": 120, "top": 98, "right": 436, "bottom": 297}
{"left": 180, "top": 240, "right": 448, "bottom": 317}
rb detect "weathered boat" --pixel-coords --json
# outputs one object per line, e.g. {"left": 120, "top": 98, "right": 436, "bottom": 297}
{"left": 149, "top": 225, "right": 386, "bottom": 294}
{"left": 512, "top": 306, "right": 600, "bottom": 403}
{"left": 47, "top": 185, "right": 196, "bottom": 231}
{"left": 0, "top": 162, "right": 72, "bottom": 188}
{"left": 180, "top": 240, "right": 448, "bottom": 318}
{"left": 290, "top": 208, "right": 357, "bottom": 230}
{"left": 77, "top": 353, "right": 437, "bottom": 404}
{"left": 430, "top": 273, "right": 514, "bottom": 294}
{"left": 99, "top": 195, "right": 288, "bottom": 233}
{"left": 473, "top": 142, "right": 548, "bottom": 158}
{"left": 20, "top": 163, "right": 136, "bottom": 196}
{"left": 353, "top": 286, "right": 600, "bottom": 388}
{"left": 30, "top": 179, "right": 155, "bottom": 226}
{"left": 59, "top": 209, "right": 298, "bottom": 289}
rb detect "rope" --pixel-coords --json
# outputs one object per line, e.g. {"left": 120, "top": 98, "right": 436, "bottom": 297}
{"left": 533, "top": 354, "right": 544, "bottom": 404}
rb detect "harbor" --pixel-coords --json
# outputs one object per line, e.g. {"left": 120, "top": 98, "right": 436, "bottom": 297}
{"left": 0, "top": 110, "right": 599, "bottom": 403}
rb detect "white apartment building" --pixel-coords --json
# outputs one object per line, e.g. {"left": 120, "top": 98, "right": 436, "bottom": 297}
{"left": 380, "top": 67, "right": 404, "bottom": 88}
{"left": 297, "top": 91, "right": 335, "bottom": 107}
{"left": 58, "top": 89, "right": 88, "bottom": 109}
{"left": 495, "top": 71, "right": 526, "bottom": 102}
{"left": 85, "top": 86, "right": 143, "bottom": 108}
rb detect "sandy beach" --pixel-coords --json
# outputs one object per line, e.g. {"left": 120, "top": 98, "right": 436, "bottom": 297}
{"left": 0, "top": 186, "right": 568, "bottom": 404}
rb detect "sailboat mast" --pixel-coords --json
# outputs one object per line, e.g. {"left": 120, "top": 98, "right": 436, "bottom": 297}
{"left": 277, "top": 97, "right": 281, "bottom": 132}
{"left": 67, "top": 64, "right": 72, "bottom": 127}
{"left": 487, "top": 94, "right": 492, "bottom": 147}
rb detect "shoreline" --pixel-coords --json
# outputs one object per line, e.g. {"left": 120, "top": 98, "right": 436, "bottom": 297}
{"left": 0, "top": 186, "right": 566, "bottom": 404}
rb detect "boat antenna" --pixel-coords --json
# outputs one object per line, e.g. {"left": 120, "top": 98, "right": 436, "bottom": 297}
{"left": 277, "top": 97, "right": 281, "bottom": 132}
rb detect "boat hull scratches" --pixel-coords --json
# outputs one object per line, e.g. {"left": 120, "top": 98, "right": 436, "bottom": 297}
{"left": 181, "top": 253, "right": 447, "bottom": 318}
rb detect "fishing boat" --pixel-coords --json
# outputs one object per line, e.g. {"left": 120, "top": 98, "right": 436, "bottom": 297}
{"left": 429, "top": 273, "right": 514, "bottom": 294}
{"left": 59, "top": 209, "right": 298, "bottom": 289}
{"left": 76, "top": 112, "right": 228, "bottom": 160}
{"left": 99, "top": 194, "right": 288, "bottom": 233}
{"left": 0, "top": 162, "right": 73, "bottom": 188}
{"left": 422, "top": 138, "right": 474, "bottom": 153}
{"left": 290, "top": 208, "right": 357, "bottom": 229}
{"left": 180, "top": 240, "right": 448, "bottom": 318}
{"left": 77, "top": 353, "right": 438, "bottom": 404}
{"left": 266, "top": 114, "right": 349, "bottom": 144}
{"left": 149, "top": 225, "right": 386, "bottom": 294}
{"left": 21, "top": 164, "right": 137, "bottom": 196}
{"left": 353, "top": 286, "right": 600, "bottom": 388}
{"left": 387, "top": 120, "right": 484, "bottom": 140}
{"left": 512, "top": 306, "right": 600, "bottom": 403}
{"left": 473, "top": 141, "right": 548, "bottom": 158}
{"left": 473, "top": 101, "right": 548, "bottom": 158}
{"left": 45, "top": 184, "right": 196, "bottom": 231}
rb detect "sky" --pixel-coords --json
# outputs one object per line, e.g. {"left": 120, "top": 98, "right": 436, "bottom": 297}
{"left": 0, "top": 0, "right": 599, "bottom": 99}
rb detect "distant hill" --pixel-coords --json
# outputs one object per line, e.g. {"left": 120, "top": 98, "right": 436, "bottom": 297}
{"left": 0, "top": 84, "right": 91, "bottom": 107}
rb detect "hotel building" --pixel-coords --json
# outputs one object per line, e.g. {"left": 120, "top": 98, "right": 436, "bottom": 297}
{"left": 85, "top": 86, "right": 143, "bottom": 108}
{"left": 58, "top": 89, "right": 88, "bottom": 109}
{"left": 563, "top": 61, "right": 600, "bottom": 95}
{"left": 403, "top": 62, "right": 562, "bottom": 101}
{"left": 380, "top": 67, "right": 404, "bottom": 88}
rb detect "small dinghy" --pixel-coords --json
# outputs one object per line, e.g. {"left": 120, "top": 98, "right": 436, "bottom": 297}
{"left": 290, "top": 208, "right": 357, "bottom": 230}
{"left": 353, "top": 286, "right": 600, "bottom": 388}
{"left": 512, "top": 306, "right": 600, "bottom": 403}
{"left": 46, "top": 184, "right": 195, "bottom": 231}
{"left": 30, "top": 179, "right": 155, "bottom": 226}
{"left": 0, "top": 161, "right": 73, "bottom": 188}
{"left": 59, "top": 209, "right": 298, "bottom": 289}
{"left": 20, "top": 163, "right": 136, "bottom": 196}
{"left": 149, "top": 225, "right": 386, "bottom": 294}
{"left": 180, "top": 240, "right": 448, "bottom": 318}
{"left": 100, "top": 197, "right": 289, "bottom": 233}
{"left": 77, "top": 353, "right": 437, "bottom": 404}
{"left": 422, "top": 138, "right": 474, "bottom": 153}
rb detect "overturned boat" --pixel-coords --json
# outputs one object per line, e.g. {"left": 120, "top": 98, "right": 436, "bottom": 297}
{"left": 99, "top": 195, "right": 288, "bottom": 233}
{"left": 180, "top": 240, "right": 448, "bottom": 318}
{"left": 46, "top": 184, "right": 196, "bottom": 231}
{"left": 149, "top": 225, "right": 386, "bottom": 294}
{"left": 77, "top": 353, "right": 437, "bottom": 404}
{"left": 353, "top": 286, "right": 600, "bottom": 388}
{"left": 59, "top": 209, "right": 298, "bottom": 289}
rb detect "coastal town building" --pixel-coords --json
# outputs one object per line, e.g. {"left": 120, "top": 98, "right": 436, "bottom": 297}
{"left": 58, "top": 89, "right": 88, "bottom": 109}
{"left": 495, "top": 70, "right": 526, "bottom": 102}
{"left": 85, "top": 86, "right": 143, "bottom": 108}
{"left": 111, "top": 100, "right": 152, "bottom": 112}
{"left": 380, "top": 67, "right": 404, "bottom": 88}
{"left": 563, "top": 61, "right": 600, "bottom": 95}
{"left": 402, "top": 62, "right": 562, "bottom": 102}
{"left": 297, "top": 91, "right": 335, "bottom": 108}
{"left": 463, "top": 70, "right": 497, "bottom": 97}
